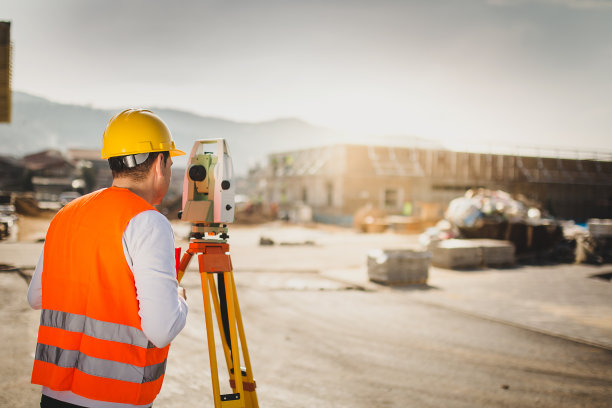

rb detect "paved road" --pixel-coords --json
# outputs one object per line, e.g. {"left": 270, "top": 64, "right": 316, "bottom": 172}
{"left": 1, "top": 223, "right": 611, "bottom": 408}
{"left": 162, "top": 272, "right": 612, "bottom": 408}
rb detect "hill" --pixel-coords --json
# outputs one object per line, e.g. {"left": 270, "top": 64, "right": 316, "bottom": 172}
{"left": 0, "top": 91, "right": 441, "bottom": 174}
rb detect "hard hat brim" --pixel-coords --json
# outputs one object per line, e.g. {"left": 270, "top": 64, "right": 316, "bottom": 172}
{"left": 170, "top": 148, "right": 186, "bottom": 157}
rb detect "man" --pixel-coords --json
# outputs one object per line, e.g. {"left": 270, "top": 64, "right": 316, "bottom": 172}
{"left": 27, "top": 109, "right": 189, "bottom": 408}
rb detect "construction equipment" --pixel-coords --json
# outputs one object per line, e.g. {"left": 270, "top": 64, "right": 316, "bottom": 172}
{"left": 177, "top": 139, "right": 258, "bottom": 408}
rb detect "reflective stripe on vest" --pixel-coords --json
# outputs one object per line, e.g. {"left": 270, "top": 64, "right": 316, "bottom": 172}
{"left": 35, "top": 343, "right": 166, "bottom": 384}
{"left": 40, "top": 309, "right": 155, "bottom": 349}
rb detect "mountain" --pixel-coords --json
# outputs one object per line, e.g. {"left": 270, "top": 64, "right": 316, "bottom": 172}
{"left": 0, "top": 92, "right": 349, "bottom": 174}
{"left": 153, "top": 109, "right": 345, "bottom": 173}
{"left": 0, "top": 91, "right": 442, "bottom": 175}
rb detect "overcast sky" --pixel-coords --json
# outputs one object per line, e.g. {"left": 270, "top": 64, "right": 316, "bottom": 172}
{"left": 2, "top": 0, "right": 612, "bottom": 152}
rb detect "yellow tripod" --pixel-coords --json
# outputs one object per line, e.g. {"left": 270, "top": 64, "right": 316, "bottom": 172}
{"left": 178, "top": 239, "right": 258, "bottom": 408}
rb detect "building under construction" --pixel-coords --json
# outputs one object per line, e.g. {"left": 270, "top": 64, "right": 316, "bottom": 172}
{"left": 256, "top": 144, "right": 612, "bottom": 225}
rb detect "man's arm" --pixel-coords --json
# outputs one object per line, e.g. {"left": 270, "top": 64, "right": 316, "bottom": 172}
{"left": 124, "top": 210, "right": 188, "bottom": 348}
{"left": 27, "top": 249, "right": 44, "bottom": 310}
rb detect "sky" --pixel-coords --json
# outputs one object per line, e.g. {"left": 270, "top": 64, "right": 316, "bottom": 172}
{"left": 2, "top": 0, "right": 612, "bottom": 153}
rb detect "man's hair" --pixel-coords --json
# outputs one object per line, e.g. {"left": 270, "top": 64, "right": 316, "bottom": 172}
{"left": 108, "top": 151, "right": 170, "bottom": 181}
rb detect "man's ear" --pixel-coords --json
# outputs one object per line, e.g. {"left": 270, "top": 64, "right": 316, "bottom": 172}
{"left": 153, "top": 153, "right": 164, "bottom": 177}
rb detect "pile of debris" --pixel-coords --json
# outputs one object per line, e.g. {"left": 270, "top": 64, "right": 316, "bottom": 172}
{"left": 420, "top": 189, "right": 611, "bottom": 265}
{"left": 422, "top": 189, "right": 561, "bottom": 254}
{"left": 354, "top": 204, "right": 387, "bottom": 233}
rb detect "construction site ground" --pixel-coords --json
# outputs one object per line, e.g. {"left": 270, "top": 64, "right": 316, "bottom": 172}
{"left": 1, "top": 217, "right": 611, "bottom": 408}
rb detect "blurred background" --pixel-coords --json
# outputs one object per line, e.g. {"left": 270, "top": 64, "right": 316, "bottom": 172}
{"left": 2, "top": 3, "right": 612, "bottom": 408}
{"left": 0, "top": 0, "right": 611, "bottom": 256}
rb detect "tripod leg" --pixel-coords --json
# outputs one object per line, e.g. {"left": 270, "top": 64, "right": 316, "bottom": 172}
{"left": 199, "top": 256, "right": 222, "bottom": 408}
{"left": 217, "top": 273, "right": 233, "bottom": 354}
{"left": 177, "top": 251, "right": 194, "bottom": 283}
{"left": 223, "top": 271, "right": 244, "bottom": 398}
{"left": 229, "top": 272, "right": 259, "bottom": 407}
{"left": 208, "top": 274, "right": 234, "bottom": 374}
{"left": 208, "top": 272, "right": 245, "bottom": 407}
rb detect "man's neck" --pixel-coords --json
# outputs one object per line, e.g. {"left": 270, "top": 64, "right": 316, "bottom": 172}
{"left": 112, "top": 178, "right": 155, "bottom": 204}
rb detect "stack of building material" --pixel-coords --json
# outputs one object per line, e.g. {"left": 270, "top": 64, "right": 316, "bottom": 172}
{"left": 431, "top": 239, "right": 481, "bottom": 269}
{"left": 367, "top": 248, "right": 430, "bottom": 285}
{"left": 468, "top": 239, "right": 515, "bottom": 267}
{"left": 588, "top": 219, "right": 612, "bottom": 238}
{"left": 578, "top": 219, "right": 612, "bottom": 264}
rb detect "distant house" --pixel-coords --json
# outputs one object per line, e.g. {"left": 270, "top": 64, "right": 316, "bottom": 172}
{"left": 23, "top": 149, "right": 75, "bottom": 203}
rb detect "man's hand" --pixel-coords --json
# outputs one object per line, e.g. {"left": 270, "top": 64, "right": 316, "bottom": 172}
{"left": 178, "top": 286, "right": 187, "bottom": 301}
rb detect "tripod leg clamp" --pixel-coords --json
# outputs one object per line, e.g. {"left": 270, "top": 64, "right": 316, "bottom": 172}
{"left": 230, "top": 379, "right": 257, "bottom": 392}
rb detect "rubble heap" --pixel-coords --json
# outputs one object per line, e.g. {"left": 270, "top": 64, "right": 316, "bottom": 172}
{"left": 422, "top": 189, "right": 611, "bottom": 265}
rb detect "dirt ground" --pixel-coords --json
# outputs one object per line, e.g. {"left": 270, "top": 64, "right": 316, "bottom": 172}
{"left": 2, "top": 214, "right": 612, "bottom": 408}
{"left": 14, "top": 213, "right": 55, "bottom": 243}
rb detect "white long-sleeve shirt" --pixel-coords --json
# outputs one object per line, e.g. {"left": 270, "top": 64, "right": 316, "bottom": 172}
{"left": 27, "top": 209, "right": 188, "bottom": 408}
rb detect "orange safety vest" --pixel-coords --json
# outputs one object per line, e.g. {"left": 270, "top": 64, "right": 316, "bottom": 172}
{"left": 32, "top": 187, "right": 171, "bottom": 405}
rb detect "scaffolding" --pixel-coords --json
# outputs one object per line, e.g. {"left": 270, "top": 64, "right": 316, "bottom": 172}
{"left": 0, "top": 21, "right": 11, "bottom": 123}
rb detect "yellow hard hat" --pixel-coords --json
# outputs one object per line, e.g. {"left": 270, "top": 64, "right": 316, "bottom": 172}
{"left": 101, "top": 109, "right": 185, "bottom": 159}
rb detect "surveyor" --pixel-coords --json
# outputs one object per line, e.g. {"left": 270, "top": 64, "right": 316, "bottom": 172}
{"left": 27, "top": 109, "right": 189, "bottom": 408}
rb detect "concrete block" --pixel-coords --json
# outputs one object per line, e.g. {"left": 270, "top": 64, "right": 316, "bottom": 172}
{"left": 588, "top": 219, "right": 612, "bottom": 238}
{"left": 431, "top": 239, "right": 481, "bottom": 269}
{"left": 367, "top": 249, "right": 430, "bottom": 285}
{"left": 468, "top": 239, "right": 515, "bottom": 267}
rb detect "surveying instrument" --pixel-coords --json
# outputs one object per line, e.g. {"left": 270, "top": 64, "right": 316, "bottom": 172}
{"left": 177, "top": 139, "right": 258, "bottom": 408}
